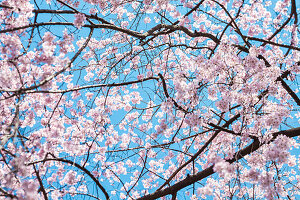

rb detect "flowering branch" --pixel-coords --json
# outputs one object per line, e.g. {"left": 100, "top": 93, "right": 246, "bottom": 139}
{"left": 138, "top": 126, "right": 300, "bottom": 200}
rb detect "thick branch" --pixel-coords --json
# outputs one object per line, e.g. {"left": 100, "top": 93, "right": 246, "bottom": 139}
{"left": 0, "top": 187, "right": 17, "bottom": 199}
{"left": 138, "top": 127, "right": 300, "bottom": 200}
{"left": 146, "top": 24, "right": 219, "bottom": 44}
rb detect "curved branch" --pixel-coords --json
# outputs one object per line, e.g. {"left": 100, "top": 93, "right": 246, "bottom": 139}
{"left": 146, "top": 24, "right": 219, "bottom": 44}
{"left": 262, "top": 0, "right": 297, "bottom": 46}
{"left": 0, "top": 28, "right": 94, "bottom": 100}
{"left": 28, "top": 156, "right": 110, "bottom": 200}
{"left": 138, "top": 126, "right": 300, "bottom": 200}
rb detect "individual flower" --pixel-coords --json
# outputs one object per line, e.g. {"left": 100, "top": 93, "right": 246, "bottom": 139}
{"left": 144, "top": 17, "right": 151, "bottom": 23}
{"left": 74, "top": 13, "right": 86, "bottom": 29}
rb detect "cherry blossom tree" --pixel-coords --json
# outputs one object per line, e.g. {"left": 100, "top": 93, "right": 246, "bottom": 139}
{"left": 0, "top": 0, "right": 299, "bottom": 199}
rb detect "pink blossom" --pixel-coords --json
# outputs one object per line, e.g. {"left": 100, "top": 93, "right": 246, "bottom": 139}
{"left": 144, "top": 17, "right": 151, "bottom": 23}
{"left": 0, "top": 1, "right": 299, "bottom": 200}
{"left": 74, "top": 13, "right": 86, "bottom": 29}
{"left": 61, "top": 171, "right": 80, "bottom": 185}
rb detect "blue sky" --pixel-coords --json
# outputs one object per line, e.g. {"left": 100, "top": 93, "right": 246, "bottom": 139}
{"left": 4, "top": 0, "right": 299, "bottom": 199}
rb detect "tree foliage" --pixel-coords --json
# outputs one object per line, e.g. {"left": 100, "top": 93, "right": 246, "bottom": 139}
{"left": 0, "top": 0, "right": 299, "bottom": 199}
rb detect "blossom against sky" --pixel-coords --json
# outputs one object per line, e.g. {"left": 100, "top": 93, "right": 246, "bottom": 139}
{"left": 0, "top": 0, "right": 299, "bottom": 199}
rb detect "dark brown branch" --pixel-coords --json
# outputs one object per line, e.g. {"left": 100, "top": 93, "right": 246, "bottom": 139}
{"left": 33, "top": 9, "right": 111, "bottom": 24}
{"left": 208, "top": 122, "right": 258, "bottom": 140}
{"left": 173, "top": 0, "right": 205, "bottom": 25}
{"left": 171, "top": 192, "right": 177, "bottom": 200}
{"left": 291, "top": 0, "right": 297, "bottom": 23}
{"left": 29, "top": 156, "right": 110, "bottom": 200}
{"left": 156, "top": 114, "right": 240, "bottom": 191}
{"left": 0, "top": 28, "right": 94, "bottom": 98}
{"left": 106, "top": 129, "right": 212, "bottom": 153}
{"left": 147, "top": 24, "right": 219, "bottom": 44}
{"left": 144, "top": 0, "right": 205, "bottom": 46}
{"left": 245, "top": 36, "right": 300, "bottom": 51}
{"left": 0, "top": 76, "right": 159, "bottom": 93}
{"left": 213, "top": 0, "right": 250, "bottom": 48}
{"left": 0, "top": 187, "right": 17, "bottom": 199}
{"left": 256, "top": 56, "right": 300, "bottom": 107}
{"left": 0, "top": 4, "right": 12, "bottom": 9}
{"left": 0, "top": 22, "right": 144, "bottom": 38}
{"left": 262, "top": 0, "right": 297, "bottom": 46}
{"left": 138, "top": 126, "right": 300, "bottom": 200}
{"left": 276, "top": 77, "right": 300, "bottom": 106}
{"left": 1, "top": 22, "right": 220, "bottom": 46}
{"left": 208, "top": 123, "right": 238, "bottom": 135}
{"left": 158, "top": 73, "right": 189, "bottom": 113}
{"left": 33, "top": 9, "right": 75, "bottom": 14}
{"left": 33, "top": 165, "right": 48, "bottom": 200}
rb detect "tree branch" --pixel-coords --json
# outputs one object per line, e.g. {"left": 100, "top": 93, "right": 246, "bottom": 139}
{"left": 28, "top": 156, "right": 110, "bottom": 200}
{"left": 156, "top": 114, "right": 240, "bottom": 191}
{"left": 0, "top": 76, "right": 159, "bottom": 94}
{"left": 137, "top": 126, "right": 300, "bottom": 200}
{"left": 33, "top": 165, "right": 48, "bottom": 200}
{"left": 158, "top": 73, "right": 189, "bottom": 113}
